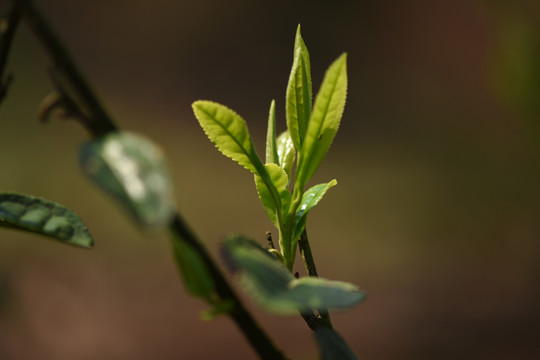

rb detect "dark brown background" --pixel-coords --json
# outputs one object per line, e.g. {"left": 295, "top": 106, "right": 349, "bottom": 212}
{"left": 1, "top": 0, "right": 539, "bottom": 359}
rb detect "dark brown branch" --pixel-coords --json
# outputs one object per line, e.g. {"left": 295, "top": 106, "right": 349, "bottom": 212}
{"left": 298, "top": 229, "right": 332, "bottom": 327}
{"left": 17, "top": 0, "right": 117, "bottom": 137}
{"left": 0, "top": 1, "right": 22, "bottom": 104}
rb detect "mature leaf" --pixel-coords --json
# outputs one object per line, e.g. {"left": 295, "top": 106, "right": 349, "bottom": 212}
{"left": 314, "top": 328, "right": 357, "bottom": 360}
{"left": 171, "top": 235, "right": 215, "bottom": 302}
{"left": 223, "top": 234, "right": 365, "bottom": 315}
{"left": 0, "top": 192, "right": 93, "bottom": 248}
{"left": 193, "top": 100, "right": 261, "bottom": 174}
{"left": 276, "top": 131, "right": 296, "bottom": 181}
{"left": 286, "top": 25, "right": 312, "bottom": 151}
{"left": 296, "top": 54, "right": 347, "bottom": 189}
{"left": 265, "top": 100, "right": 280, "bottom": 165}
{"left": 287, "top": 277, "right": 366, "bottom": 311}
{"left": 291, "top": 180, "right": 337, "bottom": 249}
{"left": 79, "top": 131, "right": 175, "bottom": 228}
{"left": 254, "top": 163, "right": 291, "bottom": 227}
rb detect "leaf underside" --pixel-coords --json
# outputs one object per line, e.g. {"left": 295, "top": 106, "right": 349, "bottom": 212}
{"left": 223, "top": 235, "right": 365, "bottom": 315}
{"left": 79, "top": 131, "right": 176, "bottom": 228}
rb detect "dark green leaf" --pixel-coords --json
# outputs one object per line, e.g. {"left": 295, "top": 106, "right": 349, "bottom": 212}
{"left": 296, "top": 53, "right": 347, "bottom": 189}
{"left": 315, "top": 328, "right": 357, "bottom": 360}
{"left": 223, "top": 235, "right": 365, "bottom": 315}
{"left": 79, "top": 131, "right": 175, "bottom": 228}
{"left": 288, "top": 277, "right": 365, "bottom": 311}
{"left": 171, "top": 235, "right": 215, "bottom": 302}
{"left": 0, "top": 192, "right": 93, "bottom": 248}
{"left": 286, "top": 24, "right": 312, "bottom": 151}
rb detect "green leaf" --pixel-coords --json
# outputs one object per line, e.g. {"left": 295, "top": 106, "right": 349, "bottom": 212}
{"left": 296, "top": 53, "right": 347, "bottom": 189}
{"left": 287, "top": 277, "right": 365, "bottom": 311}
{"left": 193, "top": 100, "right": 261, "bottom": 174}
{"left": 314, "top": 328, "right": 358, "bottom": 360}
{"left": 286, "top": 24, "right": 312, "bottom": 151}
{"left": 265, "top": 100, "right": 280, "bottom": 165}
{"left": 171, "top": 235, "right": 215, "bottom": 302}
{"left": 291, "top": 180, "right": 337, "bottom": 249}
{"left": 254, "top": 163, "right": 291, "bottom": 227}
{"left": 223, "top": 235, "right": 365, "bottom": 315}
{"left": 79, "top": 131, "right": 176, "bottom": 228}
{"left": 0, "top": 192, "right": 93, "bottom": 248}
{"left": 199, "top": 299, "right": 235, "bottom": 321}
{"left": 276, "top": 131, "right": 296, "bottom": 181}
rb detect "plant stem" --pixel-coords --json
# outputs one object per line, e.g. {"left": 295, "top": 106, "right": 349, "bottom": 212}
{"left": 17, "top": 0, "right": 117, "bottom": 137}
{"left": 15, "top": 1, "right": 288, "bottom": 358}
{"left": 298, "top": 229, "right": 332, "bottom": 326}
{"left": 0, "top": 0, "right": 22, "bottom": 104}
{"left": 171, "top": 215, "right": 287, "bottom": 360}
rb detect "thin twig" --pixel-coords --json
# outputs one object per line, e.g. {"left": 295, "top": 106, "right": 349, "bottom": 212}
{"left": 298, "top": 229, "right": 332, "bottom": 326}
{"left": 17, "top": 0, "right": 117, "bottom": 137}
{"left": 0, "top": 1, "right": 22, "bottom": 104}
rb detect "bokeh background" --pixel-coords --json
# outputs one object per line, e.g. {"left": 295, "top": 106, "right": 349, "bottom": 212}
{"left": 1, "top": 0, "right": 540, "bottom": 359}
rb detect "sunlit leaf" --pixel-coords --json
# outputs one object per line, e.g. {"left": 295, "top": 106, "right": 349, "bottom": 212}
{"left": 79, "top": 131, "right": 176, "bottom": 228}
{"left": 254, "top": 163, "right": 291, "bottom": 227}
{"left": 315, "top": 328, "right": 357, "bottom": 360}
{"left": 291, "top": 180, "right": 337, "bottom": 249}
{"left": 286, "top": 24, "right": 312, "bottom": 151}
{"left": 296, "top": 53, "right": 347, "bottom": 189}
{"left": 193, "top": 100, "right": 261, "bottom": 174}
{"left": 223, "top": 235, "right": 365, "bottom": 315}
{"left": 276, "top": 131, "right": 296, "bottom": 181}
{"left": 265, "top": 100, "right": 279, "bottom": 165}
{"left": 0, "top": 192, "right": 93, "bottom": 248}
{"left": 171, "top": 235, "right": 215, "bottom": 302}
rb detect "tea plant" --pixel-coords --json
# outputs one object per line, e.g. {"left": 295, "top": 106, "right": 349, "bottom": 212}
{"left": 0, "top": 1, "right": 364, "bottom": 358}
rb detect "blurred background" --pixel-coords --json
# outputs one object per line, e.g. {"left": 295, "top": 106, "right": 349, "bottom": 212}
{"left": 1, "top": 0, "right": 539, "bottom": 359}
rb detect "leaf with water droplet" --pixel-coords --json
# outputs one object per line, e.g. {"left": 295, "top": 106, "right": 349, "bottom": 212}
{"left": 0, "top": 192, "right": 93, "bottom": 248}
{"left": 79, "top": 131, "right": 176, "bottom": 228}
{"left": 291, "top": 180, "right": 337, "bottom": 250}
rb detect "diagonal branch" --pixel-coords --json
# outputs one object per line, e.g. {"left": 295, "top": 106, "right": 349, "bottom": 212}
{"left": 0, "top": 0, "right": 22, "bottom": 104}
